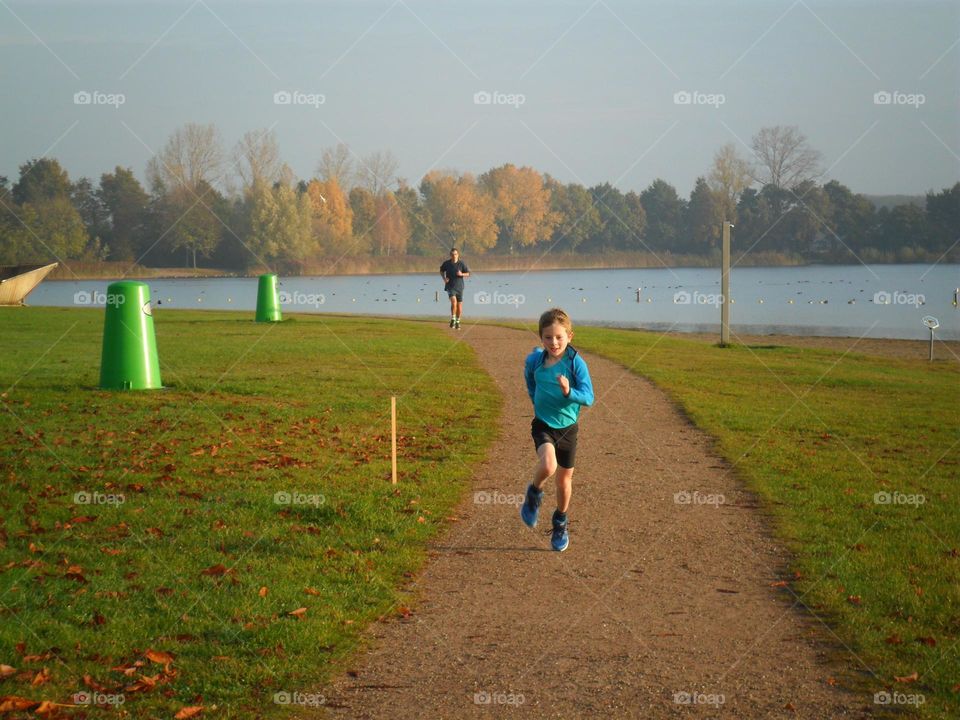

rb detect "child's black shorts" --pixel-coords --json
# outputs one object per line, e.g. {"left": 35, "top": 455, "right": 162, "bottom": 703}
{"left": 531, "top": 417, "right": 579, "bottom": 469}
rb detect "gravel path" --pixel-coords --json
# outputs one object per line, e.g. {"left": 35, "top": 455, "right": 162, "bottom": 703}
{"left": 318, "top": 324, "right": 873, "bottom": 719}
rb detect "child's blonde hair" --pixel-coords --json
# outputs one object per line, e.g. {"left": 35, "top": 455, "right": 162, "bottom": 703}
{"left": 538, "top": 307, "right": 573, "bottom": 337}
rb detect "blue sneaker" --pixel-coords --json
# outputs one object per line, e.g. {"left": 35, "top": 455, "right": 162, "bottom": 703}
{"left": 551, "top": 513, "right": 569, "bottom": 552}
{"left": 520, "top": 484, "right": 542, "bottom": 528}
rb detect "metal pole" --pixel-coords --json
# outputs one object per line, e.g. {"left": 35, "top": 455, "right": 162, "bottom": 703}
{"left": 721, "top": 221, "right": 732, "bottom": 346}
{"left": 930, "top": 328, "right": 935, "bottom": 362}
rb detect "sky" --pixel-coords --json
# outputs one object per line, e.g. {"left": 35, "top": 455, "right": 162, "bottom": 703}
{"left": 1, "top": 0, "right": 958, "bottom": 198}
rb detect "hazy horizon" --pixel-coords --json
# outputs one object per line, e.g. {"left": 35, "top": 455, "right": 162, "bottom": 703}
{"left": 2, "top": 0, "right": 958, "bottom": 197}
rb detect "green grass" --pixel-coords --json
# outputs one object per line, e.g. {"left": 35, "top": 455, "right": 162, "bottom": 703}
{"left": 0, "top": 307, "right": 498, "bottom": 718}
{"left": 560, "top": 324, "right": 958, "bottom": 718}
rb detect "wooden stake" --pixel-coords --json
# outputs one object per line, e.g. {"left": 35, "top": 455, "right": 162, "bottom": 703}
{"left": 391, "top": 396, "right": 397, "bottom": 484}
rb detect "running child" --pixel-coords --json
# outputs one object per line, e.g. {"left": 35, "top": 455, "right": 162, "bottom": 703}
{"left": 520, "top": 308, "right": 594, "bottom": 552}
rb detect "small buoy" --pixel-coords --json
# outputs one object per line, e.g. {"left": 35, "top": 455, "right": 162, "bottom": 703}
{"left": 730, "top": 299, "right": 735, "bottom": 304}
{"left": 416, "top": 297, "right": 421, "bottom": 303}
{"left": 646, "top": 298, "right": 652, "bottom": 303}
{"left": 352, "top": 298, "right": 357, "bottom": 302}
{"left": 616, "top": 297, "right": 622, "bottom": 303}
{"left": 197, "top": 297, "right": 202, "bottom": 303}
{"left": 581, "top": 297, "right": 586, "bottom": 303}
{"left": 227, "top": 298, "right": 232, "bottom": 303}
{"left": 547, "top": 297, "right": 552, "bottom": 302}
{"left": 848, "top": 300, "right": 855, "bottom": 304}
{"left": 758, "top": 299, "right": 764, "bottom": 304}
{"left": 787, "top": 299, "right": 794, "bottom": 304}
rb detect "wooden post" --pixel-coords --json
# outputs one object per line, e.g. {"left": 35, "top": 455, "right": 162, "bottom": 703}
{"left": 721, "top": 221, "right": 732, "bottom": 346}
{"left": 391, "top": 396, "right": 397, "bottom": 484}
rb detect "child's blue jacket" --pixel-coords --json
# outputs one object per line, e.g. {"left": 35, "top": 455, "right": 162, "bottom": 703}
{"left": 524, "top": 345, "right": 594, "bottom": 428}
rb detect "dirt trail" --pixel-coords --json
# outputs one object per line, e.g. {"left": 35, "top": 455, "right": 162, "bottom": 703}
{"left": 320, "top": 324, "right": 871, "bottom": 719}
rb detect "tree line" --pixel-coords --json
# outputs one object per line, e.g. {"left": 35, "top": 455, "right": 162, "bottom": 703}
{"left": 0, "top": 124, "right": 956, "bottom": 270}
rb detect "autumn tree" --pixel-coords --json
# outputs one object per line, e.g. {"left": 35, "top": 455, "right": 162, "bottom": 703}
{"left": 233, "top": 129, "right": 282, "bottom": 191}
{"left": 306, "top": 177, "right": 353, "bottom": 255}
{"left": 316, "top": 143, "right": 357, "bottom": 191}
{"left": 708, "top": 143, "right": 752, "bottom": 223}
{"left": 420, "top": 171, "right": 497, "bottom": 254}
{"left": 147, "top": 123, "right": 224, "bottom": 195}
{"left": 749, "top": 126, "right": 822, "bottom": 190}
{"left": 544, "top": 177, "right": 602, "bottom": 252}
{"left": 479, "top": 164, "right": 557, "bottom": 253}
{"left": 372, "top": 192, "right": 410, "bottom": 256}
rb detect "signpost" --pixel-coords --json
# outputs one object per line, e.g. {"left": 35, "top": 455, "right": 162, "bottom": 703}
{"left": 721, "top": 222, "right": 733, "bottom": 346}
{"left": 923, "top": 316, "right": 939, "bottom": 361}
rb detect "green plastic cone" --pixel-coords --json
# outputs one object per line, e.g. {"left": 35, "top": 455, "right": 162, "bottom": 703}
{"left": 256, "top": 274, "right": 282, "bottom": 322}
{"left": 99, "top": 281, "right": 162, "bottom": 390}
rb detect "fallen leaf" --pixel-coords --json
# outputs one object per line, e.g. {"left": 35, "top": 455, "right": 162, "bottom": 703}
{"left": 769, "top": 580, "right": 788, "bottom": 588}
{"left": 917, "top": 636, "right": 937, "bottom": 647}
{"left": 174, "top": 705, "right": 204, "bottom": 718}
{"left": 258, "top": 587, "right": 268, "bottom": 598}
{"left": 31, "top": 667, "right": 51, "bottom": 686}
{"left": 0, "top": 665, "right": 15, "bottom": 678}
{"left": 0, "top": 696, "right": 36, "bottom": 712}
{"left": 304, "top": 588, "right": 321, "bottom": 596}
{"left": 288, "top": 608, "right": 307, "bottom": 619}
{"left": 894, "top": 671, "right": 919, "bottom": 683}
{"left": 200, "top": 564, "right": 228, "bottom": 577}
{"left": 847, "top": 595, "right": 861, "bottom": 605}
{"left": 144, "top": 649, "right": 175, "bottom": 666}
{"left": 397, "top": 606, "right": 412, "bottom": 618}
{"left": 885, "top": 634, "right": 903, "bottom": 645}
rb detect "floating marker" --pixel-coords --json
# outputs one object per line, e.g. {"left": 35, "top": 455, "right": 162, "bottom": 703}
{"left": 99, "top": 281, "right": 162, "bottom": 390}
{"left": 617, "top": 297, "right": 622, "bottom": 303}
{"left": 255, "top": 274, "right": 282, "bottom": 322}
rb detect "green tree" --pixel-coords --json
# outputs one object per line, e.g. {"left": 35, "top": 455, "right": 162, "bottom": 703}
{"left": 639, "top": 179, "right": 685, "bottom": 251}
{"left": 99, "top": 167, "right": 151, "bottom": 261}
{"left": 925, "top": 183, "right": 960, "bottom": 252}
{"left": 544, "top": 178, "right": 602, "bottom": 253}
{"left": 13, "top": 158, "right": 72, "bottom": 205}
{"left": 685, "top": 177, "right": 723, "bottom": 252}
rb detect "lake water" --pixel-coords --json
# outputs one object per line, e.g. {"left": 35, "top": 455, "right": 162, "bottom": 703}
{"left": 28, "top": 264, "right": 960, "bottom": 341}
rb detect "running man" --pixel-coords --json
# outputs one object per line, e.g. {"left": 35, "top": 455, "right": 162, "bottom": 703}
{"left": 439, "top": 247, "right": 470, "bottom": 329}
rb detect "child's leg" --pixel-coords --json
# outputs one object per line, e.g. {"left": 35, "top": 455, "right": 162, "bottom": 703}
{"left": 532, "top": 443, "right": 558, "bottom": 490}
{"left": 555, "top": 466, "right": 574, "bottom": 513}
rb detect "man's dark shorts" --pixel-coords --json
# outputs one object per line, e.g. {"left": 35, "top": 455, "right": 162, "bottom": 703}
{"left": 531, "top": 417, "right": 579, "bottom": 469}
{"left": 446, "top": 289, "right": 463, "bottom": 302}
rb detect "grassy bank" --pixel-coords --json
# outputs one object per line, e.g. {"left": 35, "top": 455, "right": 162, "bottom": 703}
{"left": 0, "top": 308, "right": 498, "bottom": 718}
{"left": 561, "top": 324, "right": 958, "bottom": 718}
